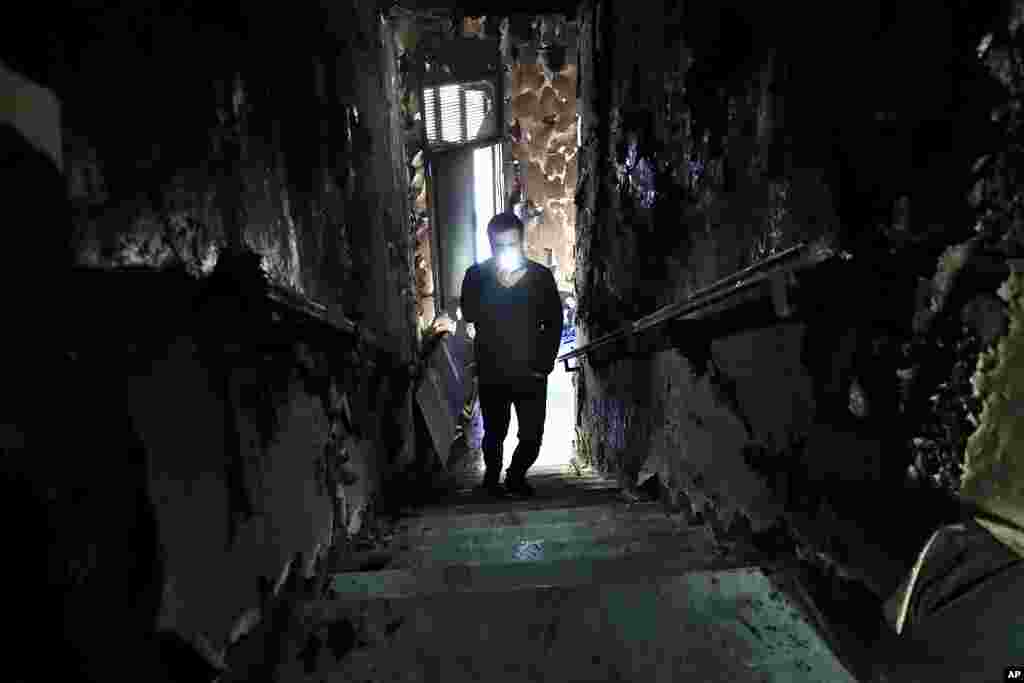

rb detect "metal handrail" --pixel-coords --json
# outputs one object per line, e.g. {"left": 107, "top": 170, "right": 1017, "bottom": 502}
{"left": 557, "top": 240, "right": 838, "bottom": 366}
{"left": 267, "top": 286, "right": 359, "bottom": 337}
{"left": 71, "top": 266, "right": 381, "bottom": 352}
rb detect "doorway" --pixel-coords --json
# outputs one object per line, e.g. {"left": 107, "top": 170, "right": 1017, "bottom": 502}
{"left": 473, "top": 143, "right": 503, "bottom": 263}
{"left": 423, "top": 14, "right": 582, "bottom": 480}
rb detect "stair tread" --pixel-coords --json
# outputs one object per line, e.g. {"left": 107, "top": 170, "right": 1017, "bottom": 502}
{"left": 398, "top": 514, "right": 693, "bottom": 543}
{"left": 399, "top": 499, "right": 665, "bottom": 531}
{"left": 440, "top": 487, "right": 625, "bottom": 506}
{"left": 390, "top": 524, "right": 712, "bottom": 567}
{"left": 328, "top": 548, "right": 789, "bottom": 600}
{"left": 400, "top": 519, "right": 699, "bottom": 544}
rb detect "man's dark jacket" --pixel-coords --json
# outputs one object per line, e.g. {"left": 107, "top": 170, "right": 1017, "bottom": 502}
{"left": 460, "top": 258, "right": 563, "bottom": 385}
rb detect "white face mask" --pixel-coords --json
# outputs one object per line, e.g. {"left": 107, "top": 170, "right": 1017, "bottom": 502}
{"left": 497, "top": 248, "right": 523, "bottom": 271}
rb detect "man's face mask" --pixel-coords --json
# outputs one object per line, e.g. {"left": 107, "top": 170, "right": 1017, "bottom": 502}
{"left": 492, "top": 230, "right": 524, "bottom": 271}
{"left": 497, "top": 248, "right": 523, "bottom": 271}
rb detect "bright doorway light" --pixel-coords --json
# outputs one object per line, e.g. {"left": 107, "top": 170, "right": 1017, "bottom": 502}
{"left": 466, "top": 89, "right": 487, "bottom": 139}
{"left": 473, "top": 145, "right": 499, "bottom": 263}
{"left": 439, "top": 84, "right": 462, "bottom": 143}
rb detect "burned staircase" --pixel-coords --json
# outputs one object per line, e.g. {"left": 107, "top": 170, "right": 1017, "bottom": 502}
{"left": 287, "top": 463, "right": 859, "bottom": 682}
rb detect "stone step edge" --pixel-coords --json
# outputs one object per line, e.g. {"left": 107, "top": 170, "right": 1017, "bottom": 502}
{"left": 395, "top": 523, "right": 711, "bottom": 557}
{"left": 400, "top": 514, "right": 694, "bottom": 543}
{"left": 415, "top": 488, "right": 633, "bottom": 511}
{"left": 396, "top": 501, "right": 672, "bottom": 533}
{"left": 335, "top": 527, "right": 713, "bottom": 573}
{"left": 322, "top": 551, "right": 794, "bottom": 603}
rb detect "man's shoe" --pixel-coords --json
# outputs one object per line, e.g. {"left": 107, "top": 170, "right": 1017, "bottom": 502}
{"left": 504, "top": 477, "right": 535, "bottom": 498}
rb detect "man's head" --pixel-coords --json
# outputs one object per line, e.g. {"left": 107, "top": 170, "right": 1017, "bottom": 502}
{"left": 487, "top": 212, "right": 525, "bottom": 271}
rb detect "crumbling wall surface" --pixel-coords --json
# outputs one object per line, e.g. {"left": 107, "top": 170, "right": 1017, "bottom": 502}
{"left": 40, "top": 266, "right": 402, "bottom": 680}
{"left": 131, "top": 330, "right": 387, "bottom": 671}
{"left": 574, "top": 0, "right": 1007, "bottom": 598}
{"left": 59, "top": 0, "right": 416, "bottom": 362}
{"left": 62, "top": 4, "right": 324, "bottom": 297}
{"left": 509, "top": 59, "right": 578, "bottom": 290}
{"left": 130, "top": 336, "right": 336, "bottom": 667}
{"left": 4, "top": 0, "right": 418, "bottom": 679}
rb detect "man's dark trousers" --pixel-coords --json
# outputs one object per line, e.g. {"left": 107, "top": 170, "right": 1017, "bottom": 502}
{"left": 478, "top": 376, "right": 547, "bottom": 484}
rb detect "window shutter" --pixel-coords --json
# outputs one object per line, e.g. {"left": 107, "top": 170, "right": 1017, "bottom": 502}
{"left": 422, "top": 79, "right": 497, "bottom": 149}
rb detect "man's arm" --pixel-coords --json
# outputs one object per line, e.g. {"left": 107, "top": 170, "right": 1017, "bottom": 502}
{"left": 537, "top": 268, "right": 564, "bottom": 374}
{"left": 460, "top": 265, "right": 480, "bottom": 324}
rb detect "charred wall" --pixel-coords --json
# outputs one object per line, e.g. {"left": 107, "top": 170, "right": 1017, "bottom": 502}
{"left": 3, "top": 1, "right": 418, "bottom": 679}
{"left": 574, "top": 0, "right": 1017, "bottom": 599}
{"left": 19, "top": 0, "right": 417, "bottom": 358}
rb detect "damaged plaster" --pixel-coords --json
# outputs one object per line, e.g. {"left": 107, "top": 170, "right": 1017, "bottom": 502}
{"left": 963, "top": 270, "right": 1024, "bottom": 554}
{"left": 572, "top": 0, "right": 1020, "bottom": 600}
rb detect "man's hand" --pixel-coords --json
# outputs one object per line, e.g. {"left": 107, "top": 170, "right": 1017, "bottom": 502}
{"left": 430, "top": 313, "right": 457, "bottom": 336}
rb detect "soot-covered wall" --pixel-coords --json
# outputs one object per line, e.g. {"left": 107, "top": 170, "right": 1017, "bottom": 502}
{"left": 573, "top": 0, "right": 1018, "bottom": 597}
{"left": 3, "top": 1, "right": 419, "bottom": 679}
{"left": 37, "top": 1, "right": 417, "bottom": 358}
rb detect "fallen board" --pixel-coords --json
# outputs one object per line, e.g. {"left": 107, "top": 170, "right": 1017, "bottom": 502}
{"left": 415, "top": 332, "right": 471, "bottom": 468}
{"left": 416, "top": 364, "right": 456, "bottom": 469}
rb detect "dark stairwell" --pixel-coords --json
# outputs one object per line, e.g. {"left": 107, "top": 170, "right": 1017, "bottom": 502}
{"left": 4, "top": 1, "right": 1024, "bottom": 681}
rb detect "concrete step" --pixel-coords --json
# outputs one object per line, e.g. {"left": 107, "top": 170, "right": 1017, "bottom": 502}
{"left": 396, "top": 500, "right": 669, "bottom": 535}
{"left": 400, "top": 518, "right": 690, "bottom": 550}
{"left": 334, "top": 501, "right": 679, "bottom": 572}
{"left": 441, "top": 468, "right": 626, "bottom": 510}
{"left": 393, "top": 525, "right": 711, "bottom": 568}
{"left": 434, "top": 485, "right": 627, "bottom": 514}
{"left": 299, "top": 566, "right": 857, "bottom": 683}
{"left": 385, "top": 501, "right": 696, "bottom": 567}
{"left": 328, "top": 545, "right": 787, "bottom": 601}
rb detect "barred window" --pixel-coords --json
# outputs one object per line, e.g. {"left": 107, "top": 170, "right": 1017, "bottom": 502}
{"left": 422, "top": 80, "right": 498, "bottom": 148}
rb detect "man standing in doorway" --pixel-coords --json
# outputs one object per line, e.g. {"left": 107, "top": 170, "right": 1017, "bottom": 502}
{"left": 460, "top": 213, "right": 564, "bottom": 497}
